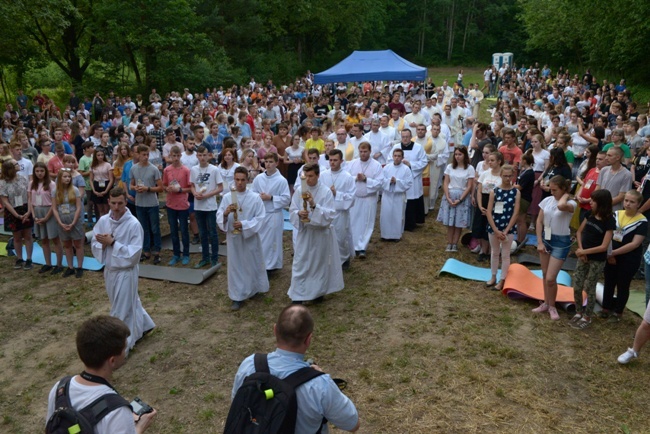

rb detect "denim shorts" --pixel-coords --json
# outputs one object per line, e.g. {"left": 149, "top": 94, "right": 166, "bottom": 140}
{"left": 542, "top": 233, "right": 572, "bottom": 261}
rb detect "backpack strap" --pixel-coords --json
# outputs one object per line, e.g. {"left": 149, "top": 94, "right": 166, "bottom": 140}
{"left": 253, "top": 353, "right": 270, "bottom": 374}
{"left": 78, "top": 393, "right": 131, "bottom": 425}
{"left": 54, "top": 376, "right": 74, "bottom": 409}
{"left": 282, "top": 367, "right": 325, "bottom": 390}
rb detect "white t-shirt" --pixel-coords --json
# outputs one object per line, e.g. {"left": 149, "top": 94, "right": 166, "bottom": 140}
{"left": 181, "top": 152, "right": 199, "bottom": 169}
{"left": 17, "top": 157, "right": 33, "bottom": 180}
{"left": 444, "top": 164, "right": 476, "bottom": 190}
{"left": 190, "top": 164, "right": 223, "bottom": 211}
{"left": 478, "top": 170, "right": 501, "bottom": 194}
{"left": 531, "top": 149, "right": 550, "bottom": 172}
{"left": 539, "top": 195, "right": 576, "bottom": 236}
{"left": 47, "top": 377, "right": 136, "bottom": 434}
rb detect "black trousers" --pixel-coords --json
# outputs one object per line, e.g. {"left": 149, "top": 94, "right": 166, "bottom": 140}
{"left": 404, "top": 196, "right": 425, "bottom": 231}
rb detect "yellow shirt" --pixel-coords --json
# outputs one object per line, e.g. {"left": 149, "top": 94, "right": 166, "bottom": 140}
{"left": 305, "top": 138, "right": 324, "bottom": 154}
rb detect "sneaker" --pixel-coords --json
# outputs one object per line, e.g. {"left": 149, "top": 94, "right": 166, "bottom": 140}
{"left": 608, "top": 313, "right": 621, "bottom": 323}
{"left": 194, "top": 259, "right": 210, "bottom": 269}
{"left": 190, "top": 235, "right": 200, "bottom": 245}
{"left": 570, "top": 317, "right": 591, "bottom": 330}
{"left": 231, "top": 301, "right": 242, "bottom": 311}
{"left": 75, "top": 268, "right": 84, "bottom": 278}
{"left": 445, "top": 244, "right": 453, "bottom": 252}
{"left": 51, "top": 266, "right": 64, "bottom": 275}
{"left": 568, "top": 314, "right": 582, "bottom": 325}
{"left": 168, "top": 256, "right": 181, "bottom": 266}
{"left": 358, "top": 250, "right": 367, "bottom": 260}
{"left": 618, "top": 348, "right": 638, "bottom": 364}
{"left": 532, "top": 302, "right": 549, "bottom": 313}
{"left": 548, "top": 306, "right": 560, "bottom": 321}
{"left": 153, "top": 255, "right": 161, "bottom": 265}
{"left": 211, "top": 259, "right": 219, "bottom": 267}
{"left": 14, "top": 259, "right": 24, "bottom": 269}
{"left": 450, "top": 244, "right": 458, "bottom": 252}
{"left": 181, "top": 256, "right": 190, "bottom": 266}
{"left": 62, "top": 268, "right": 75, "bottom": 278}
{"left": 23, "top": 259, "right": 33, "bottom": 270}
{"left": 470, "top": 244, "right": 481, "bottom": 254}
{"left": 39, "top": 265, "right": 53, "bottom": 274}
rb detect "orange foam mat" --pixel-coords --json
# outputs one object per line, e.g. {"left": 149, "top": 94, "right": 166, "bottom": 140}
{"left": 501, "top": 263, "right": 585, "bottom": 310}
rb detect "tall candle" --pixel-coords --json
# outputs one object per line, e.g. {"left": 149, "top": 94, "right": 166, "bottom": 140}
{"left": 300, "top": 173, "right": 308, "bottom": 193}
{"left": 230, "top": 185, "right": 238, "bottom": 207}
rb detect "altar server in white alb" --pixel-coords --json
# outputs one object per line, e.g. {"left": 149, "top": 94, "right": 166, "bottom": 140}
{"left": 288, "top": 163, "right": 344, "bottom": 303}
{"left": 319, "top": 149, "right": 356, "bottom": 270}
{"left": 426, "top": 123, "right": 450, "bottom": 210}
{"left": 91, "top": 187, "right": 155, "bottom": 355}
{"left": 380, "top": 148, "right": 413, "bottom": 241}
{"left": 363, "top": 119, "right": 392, "bottom": 165}
{"left": 388, "top": 129, "right": 428, "bottom": 231}
{"left": 251, "top": 152, "right": 290, "bottom": 272}
{"left": 218, "top": 167, "right": 269, "bottom": 311}
{"left": 347, "top": 142, "right": 383, "bottom": 258}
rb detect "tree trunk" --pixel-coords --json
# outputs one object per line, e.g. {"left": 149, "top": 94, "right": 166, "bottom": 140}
{"left": 0, "top": 68, "right": 8, "bottom": 103}
{"left": 447, "top": 0, "right": 456, "bottom": 61}
{"left": 462, "top": 0, "right": 475, "bottom": 53}
{"left": 125, "top": 43, "right": 142, "bottom": 88}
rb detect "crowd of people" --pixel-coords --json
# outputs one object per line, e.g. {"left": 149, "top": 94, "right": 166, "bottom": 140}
{"left": 2, "top": 63, "right": 650, "bottom": 432}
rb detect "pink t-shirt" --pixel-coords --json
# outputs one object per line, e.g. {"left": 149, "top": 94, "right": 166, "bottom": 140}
{"left": 29, "top": 181, "right": 56, "bottom": 207}
{"left": 163, "top": 164, "right": 190, "bottom": 210}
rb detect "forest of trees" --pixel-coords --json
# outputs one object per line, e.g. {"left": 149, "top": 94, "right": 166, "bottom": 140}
{"left": 0, "top": 0, "right": 647, "bottom": 97}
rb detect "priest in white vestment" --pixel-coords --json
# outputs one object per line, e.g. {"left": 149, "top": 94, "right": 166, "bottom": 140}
{"left": 347, "top": 142, "right": 383, "bottom": 258}
{"left": 288, "top": 163, "right": 344, "bottom": 303}
{"left": 319, "top": 150, "right": 356, "bottom": 269}
{"left": 388, "top": 129, "right": 428, "bottom": 231}
{"left": 218, "top": 167, "right": 269, "bottom": 310}
{"left": 92, "top": 187, "right": 155, "bottom": 355}
{"left": 251, "top": 152, "right": 291, "bottom": 271}
{"left": 380, "top": 148, "right": 413, "bottom": 240}
{"left": 364, "top": 119, "right": 392, "bottom": 165}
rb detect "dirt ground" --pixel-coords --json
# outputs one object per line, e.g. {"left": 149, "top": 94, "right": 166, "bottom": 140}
{"left": 1, "top": 203, "right": 649, "bottom": 433}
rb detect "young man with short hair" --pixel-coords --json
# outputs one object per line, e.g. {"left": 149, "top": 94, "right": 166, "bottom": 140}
{"left": 380, "top": 148, "right": 414, "bottom": 241}
{"left": 162, "top": 146, "right": 191, "bottom": 265}
{"left": 320, "top": 150, "right": 356, "bottom": 269}
{"left": 218, "top": 167, "right": 268, "bottom": 310}
{"left": 190, "top": 146, "right": 223, "bottom": 268}
{"left": 129, "top": 145, "right": 163, "bottom": 264}
{"left": 288, "top": 163, "right": 345, "bottom": 303}
{"left": 251, "top": 152, "right": 291, "bottom": 272}
{"left": 9, "top": 141, "right": 33, "bottom": 181}
{"left": 46, "top": 316, "right": 157, "bottom": 434}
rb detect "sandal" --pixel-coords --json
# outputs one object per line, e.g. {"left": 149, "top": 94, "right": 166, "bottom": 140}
{"left": 494, "top": 281, "right": 504, "bottom": 291}
{"left": 485, "top": 279, "right": 496, "bottom": 288}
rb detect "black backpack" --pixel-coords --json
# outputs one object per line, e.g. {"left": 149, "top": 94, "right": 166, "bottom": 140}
{"left": 45, "top": 376, "right": 131, "bottom": 434}
{"left": 223, "top": 353, "right": 326, "bottom": 434}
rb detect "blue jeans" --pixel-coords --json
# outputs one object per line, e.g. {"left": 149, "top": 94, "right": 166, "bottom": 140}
{"left": 195, "top": 210, "right": 218, "bottom": 262}
{"left": 167, "top": 208, "right": 189, "bottom": 257}
{"left": 136, "top": 206, "right": 161, "bottom": 254}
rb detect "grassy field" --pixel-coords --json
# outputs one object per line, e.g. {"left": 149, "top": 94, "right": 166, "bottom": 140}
{"left": 1, "top": 200, "right": 649, "bottom": 433}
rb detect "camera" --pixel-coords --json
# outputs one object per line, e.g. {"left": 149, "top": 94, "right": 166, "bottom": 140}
{"left": 130, "top": 397, "right": 154, "bottom": 416}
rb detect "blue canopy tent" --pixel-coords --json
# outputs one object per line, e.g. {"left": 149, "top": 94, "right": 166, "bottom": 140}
{"left": 313, "top": 50, "right": 427, "bottom": 84}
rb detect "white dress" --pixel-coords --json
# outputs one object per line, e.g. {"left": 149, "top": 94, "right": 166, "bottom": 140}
{"left": 217, "top": 190, "right": 269, "bottom": 301}
{"left": 320, "top": 168, "right": 356, "bottom": 264}
{"left": 288, "top": 182, "right": 344, "bottom": 301}
{"left": 380, "top": 163, "right": 414, "bottom": 240}
{"left": 347, "top": 158, "right": 384, "bottom": 251}
{"left": 251, "top": 170, "right": 291, "bottom": 270}
{"left": 91, "top": 209, "right": 155, "bottom": 354}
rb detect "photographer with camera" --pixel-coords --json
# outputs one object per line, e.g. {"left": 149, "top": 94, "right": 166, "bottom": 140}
{"left": 227, "top": 305, "right": 360, "bottom": 433}
{"left": 45, "top": 315, "right": 157, "bottom": 434}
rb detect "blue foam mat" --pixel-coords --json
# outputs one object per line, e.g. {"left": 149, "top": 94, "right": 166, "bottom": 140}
{"left": 283, "top": 209, "right": 293, "bottom": 231}
{"left": 525, "top": 233, "right": 537, "bottom": 246}
{"left": 439, "top": 258, "right": 572, "bottom": 287}
{"left": 21, "top": 242, "right": 104, "bottom": 271}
